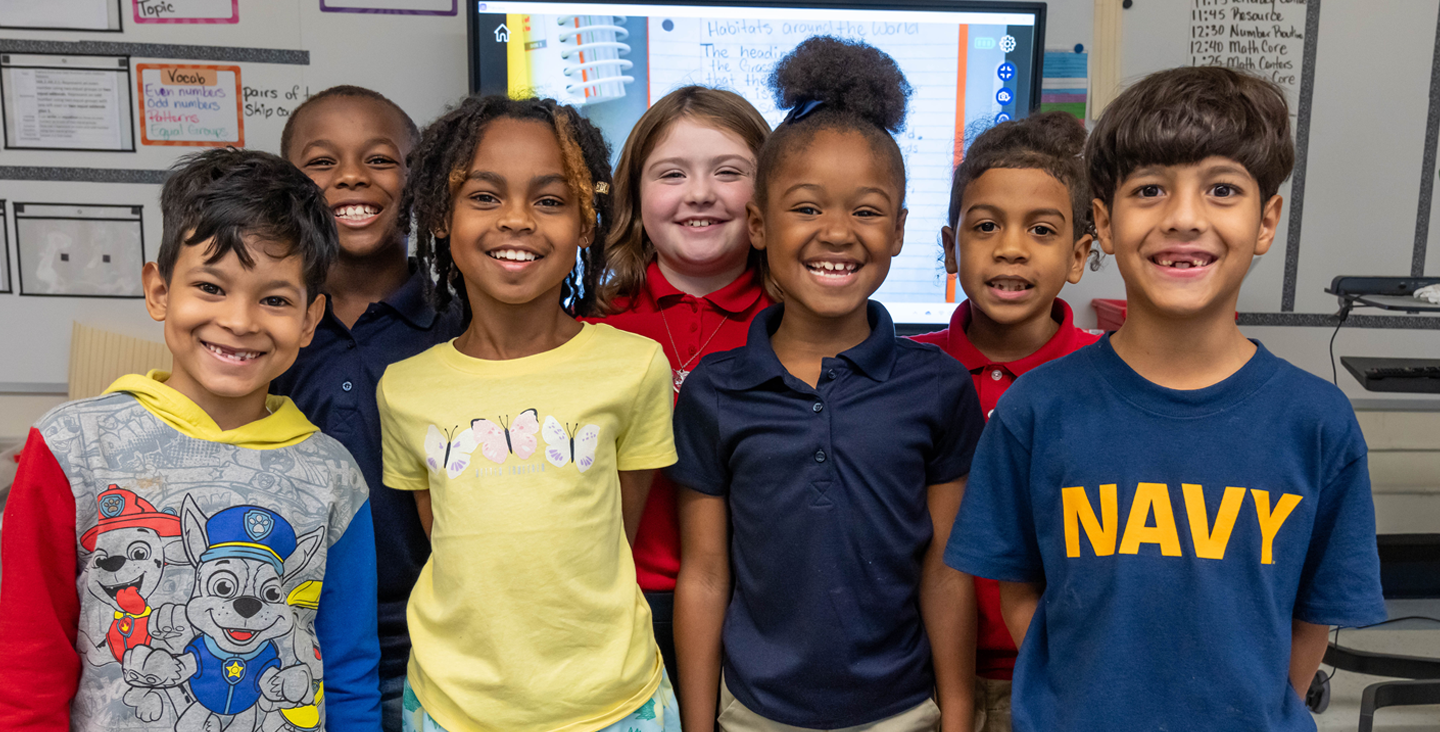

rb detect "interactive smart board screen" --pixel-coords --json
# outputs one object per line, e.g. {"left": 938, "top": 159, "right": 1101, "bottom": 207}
{"left": 469, "top": 1, "right": 1045, "bottom": 324}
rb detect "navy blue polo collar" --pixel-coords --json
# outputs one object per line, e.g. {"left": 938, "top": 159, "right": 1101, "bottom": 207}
{"left": 323, "top": 264, "right": 437, "bottom": 330}
{"left": 733, "top": 301, "right": 897, "bottom": 389}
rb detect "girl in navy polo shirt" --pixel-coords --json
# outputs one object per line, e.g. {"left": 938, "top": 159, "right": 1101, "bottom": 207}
{"left": 588, "top": 86, "right": 775, "bottom": 690}
{"left": 670, "top": 37, "right": 985, "bottom": 732}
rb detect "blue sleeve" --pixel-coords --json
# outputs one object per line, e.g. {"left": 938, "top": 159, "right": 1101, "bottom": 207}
{"left": 926, "top": 362, "right": 985, "bottom": 485}
{"left": 317, "top": 500, "right": 382, "bottom": 731}
{"left": 664, "top": 363, "right": 727, "bottom": 496}
{"left": 944, "top": 413, "right": 1044, "bottom": 582}
{"left": 1294, "top": 451, "right": 1388, "bottom": 627}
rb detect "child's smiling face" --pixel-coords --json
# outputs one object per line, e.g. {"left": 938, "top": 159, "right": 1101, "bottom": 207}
{"left": 1095, "top": 155, "right": 1282, "bottom": 321}
{"left": 749, "top": 128, "right": 906, "bottom": 320}
{"left": 143, "top": 238, "right": 324, "bottom": 421}
{"left": 640, "top": 117, "right": 757, "bottom": 279}
{"left": 947, "top": 167, "right": 1088, "bottom": 328}
{"left": 286, "top": 96, "right": 411, "bottom": 260}
{"left": 442, "top": 116, "right": 591, "bottom": 311}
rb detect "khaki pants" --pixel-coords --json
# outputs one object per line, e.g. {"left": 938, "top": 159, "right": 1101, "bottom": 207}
{"left": 973, "top": 678, "right": 1012, "bottom": 732}
{"left": 717, "top": 676, "right": 940, "bottom": 732}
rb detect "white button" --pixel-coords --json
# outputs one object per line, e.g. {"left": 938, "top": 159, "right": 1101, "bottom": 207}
{"left": 991, "top": 369, "right": 1003, "bottom": 381}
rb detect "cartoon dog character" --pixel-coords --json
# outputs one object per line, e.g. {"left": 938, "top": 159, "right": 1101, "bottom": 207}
{"left": 81, "top": 486, "right": 184, "bottom": 661}
{"left": 261, "top": 581, "right": 324, "bottom": 732}
{"left": 80, "top": 486, "right": 189, "bottom": 720}
{"left": 123, "top": 496, "right": 324, "bottom": 732}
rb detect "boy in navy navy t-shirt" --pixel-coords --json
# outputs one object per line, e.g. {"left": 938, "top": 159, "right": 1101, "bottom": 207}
{"left": 945, "top": 67, "right": 1386, "bottom": 732}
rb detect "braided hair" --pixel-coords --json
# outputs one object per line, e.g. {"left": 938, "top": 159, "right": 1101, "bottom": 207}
{"left": 402, "top": 94, "right": 614, "bottom": 317}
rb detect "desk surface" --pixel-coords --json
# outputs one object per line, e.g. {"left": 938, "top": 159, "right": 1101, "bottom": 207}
{"left": 1317, "top": 602, "right": 1440, "bottom": 731}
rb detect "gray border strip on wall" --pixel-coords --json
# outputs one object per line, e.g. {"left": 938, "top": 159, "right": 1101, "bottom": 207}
{"left": 0, "top": 39, "right": 308, "bottom": 65}
{"left": 1414, "top": 5, "right": 1440, "bottom": 277}
{"left": 1281, "top": 0, "right": 1322, "bottom": 312}
{"left": 0, "top": 167, "right": 167, "bottom": 184}
{"left": 1239, "top": 312, "right": 1440, "bottom": 329}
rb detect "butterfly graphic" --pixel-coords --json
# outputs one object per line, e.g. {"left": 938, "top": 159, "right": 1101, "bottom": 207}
{"left": 424, "top": 425, "right": 480, "bottom": 479}
{"left": 542, "top": 415, "right": 601, "bottom": 472}
{"left": 471, "top": 409, "right": 540, "bottom": 464}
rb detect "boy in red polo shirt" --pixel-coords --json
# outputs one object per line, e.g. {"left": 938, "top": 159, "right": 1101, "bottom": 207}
{"left": 911, "top": 111, "right": 1099, "bottom": 731}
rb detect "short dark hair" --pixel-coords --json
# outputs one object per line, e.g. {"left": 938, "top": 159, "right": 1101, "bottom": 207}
{"left": 403, "top": 94, "right": 613, "bottom": 317}
{"left": 1087, "top": 66, "right": 1294, "bottom": 207}
{"left": 756, "top": 36, "right": 911, "bottom": 207}
{"left": 280, "top": 85, "right": 420, "bottom": 160}
{"left": 158, "top": 148, "right": 337, "bottom": 301}
{"left": 950, "top": 111, "right": 1092, "bottom": 239}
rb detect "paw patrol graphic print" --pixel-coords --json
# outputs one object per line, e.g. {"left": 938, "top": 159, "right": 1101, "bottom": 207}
{"left": 36, "top": 391, "right": 367, "bottom": 732}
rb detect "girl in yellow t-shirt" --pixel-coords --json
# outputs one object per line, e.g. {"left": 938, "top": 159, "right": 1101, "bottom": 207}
{"left": 376, "top": 96, "right": 679, "bottom": 732}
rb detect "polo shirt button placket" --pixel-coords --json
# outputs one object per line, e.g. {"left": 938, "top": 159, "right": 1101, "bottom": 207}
{"left": 991, "top": 369, "right": 1003, "bottom": 381}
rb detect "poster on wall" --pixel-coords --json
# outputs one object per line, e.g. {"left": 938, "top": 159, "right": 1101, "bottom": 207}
{"left": 320, "top": 0, "right": 456, "bottom": 16}
{"left": 1, "top": 54, "right": 135, "bottom": 151}
{"left": 15, "top": 203, "right": 145, "bottom": 299}
{"left": 137, "top": 63, "right": 244, "bottom": 146}
{"left": 0, "top": 0, "right": 121, "bottom": 31}
{"left": 133, "top": 0, "right": 238, "bottom": 24}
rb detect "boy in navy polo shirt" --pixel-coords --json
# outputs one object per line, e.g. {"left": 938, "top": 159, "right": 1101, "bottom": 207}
{"left": 671, "top": 38, "right": 985, "bottom": 731}
{"left": 945, "top": 67, "right": 1386, "bottom": 732}
{"left": 270, "top": 85, "right": 464, "bottom": 732}
{"left": 912, "top": 111, "right": 1100, "bottom": 731}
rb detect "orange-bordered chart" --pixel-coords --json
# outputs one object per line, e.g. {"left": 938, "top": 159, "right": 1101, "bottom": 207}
{"left": 136, "top": 63, "right": 243, "bottom": 147}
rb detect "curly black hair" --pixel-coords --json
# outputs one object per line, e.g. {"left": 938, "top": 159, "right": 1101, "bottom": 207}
{"left": 402, "top": 94, "right": 614, "bottom": 317}
{"left": 950, "top": 111, "right": 1093, "bottom": 239}
{"left": 756, "top": 36, "right": 912, "bottom": 206}
{"left": 159, "top": 147, "right": 336, "bottom": 302}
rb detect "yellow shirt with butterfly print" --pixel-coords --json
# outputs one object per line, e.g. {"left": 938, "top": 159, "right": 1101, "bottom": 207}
{"left": 376, "top": 323, "right": 677, "bottom": 732}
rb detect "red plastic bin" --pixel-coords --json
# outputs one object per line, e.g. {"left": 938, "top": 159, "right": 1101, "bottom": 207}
{"left": 1092, "top": 299, "right": 1126, "bottom": 331}
{"left": 1091, "top": 298, "right": 1239, "bottom": 331}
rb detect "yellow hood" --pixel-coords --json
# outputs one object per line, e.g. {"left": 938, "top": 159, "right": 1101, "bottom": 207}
{"left": 104, "top": 370, "right": 317, "bottom": 449}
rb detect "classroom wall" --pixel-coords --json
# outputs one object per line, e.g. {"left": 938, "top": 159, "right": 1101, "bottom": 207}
{"left": 0, "top": 0, "right": 469, "bottom": 433}
{"left": 2, "top": 0, "right": 1438, "bottom": 435}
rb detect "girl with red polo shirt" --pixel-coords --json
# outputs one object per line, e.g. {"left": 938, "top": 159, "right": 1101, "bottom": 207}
{"left": 911, "top": 111, "right": 1102, "bottom": 732}
{"left": 588, "top": 86, "right": 774, "bottom": 688}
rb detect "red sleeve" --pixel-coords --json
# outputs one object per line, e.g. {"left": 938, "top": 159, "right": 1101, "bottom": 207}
{"left": 0, "top": 427, "right": 80, "bottom": 731}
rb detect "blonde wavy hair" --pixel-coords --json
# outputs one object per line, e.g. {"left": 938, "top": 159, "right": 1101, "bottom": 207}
{"left": 596, "top": 86, "right": 774, "bottom": 314}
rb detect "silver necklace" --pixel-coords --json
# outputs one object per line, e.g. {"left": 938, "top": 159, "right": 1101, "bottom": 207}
{"left": 659, "top": 307, "right": 727, "bottom": 392}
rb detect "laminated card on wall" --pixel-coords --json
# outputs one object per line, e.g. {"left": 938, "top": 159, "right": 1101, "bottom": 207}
{"left": 1, "top": 54, "right": 135, "bottom": 152}
{"left": 137, "top": 64, "right": 244, "bottom": 146}
{"left": 14, "top": 203, "right": 145, "bottom": 299}
{"left": 0, "top": 200, "right": 10, "bottom": 294}
{"left": 0, "top": 0, "right": 121, "bottom": 31}
{"left": 132, "top": 0, "right": 239, "bottom": 24}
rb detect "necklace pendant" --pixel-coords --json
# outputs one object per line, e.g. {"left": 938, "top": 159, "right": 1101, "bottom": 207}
{"left": 672, "top": 368, "right": 689, "bottom": 393}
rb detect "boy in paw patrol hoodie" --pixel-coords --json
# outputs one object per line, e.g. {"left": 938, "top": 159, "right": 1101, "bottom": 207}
{"left": 0, "top": 149, "right": 380, "bottom": 732}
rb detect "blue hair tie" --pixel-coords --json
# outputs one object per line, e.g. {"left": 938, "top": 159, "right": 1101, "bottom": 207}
{"left": 782, "top": 99, "right": 824, "bottom": 125}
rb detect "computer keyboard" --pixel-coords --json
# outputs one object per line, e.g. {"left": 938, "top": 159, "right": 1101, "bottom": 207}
{"left": 1341, "top": 357, "right": 1440, "bottom": 394}
{"left": 1368, "top": 365, "right": 1440, "bottom": 379}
